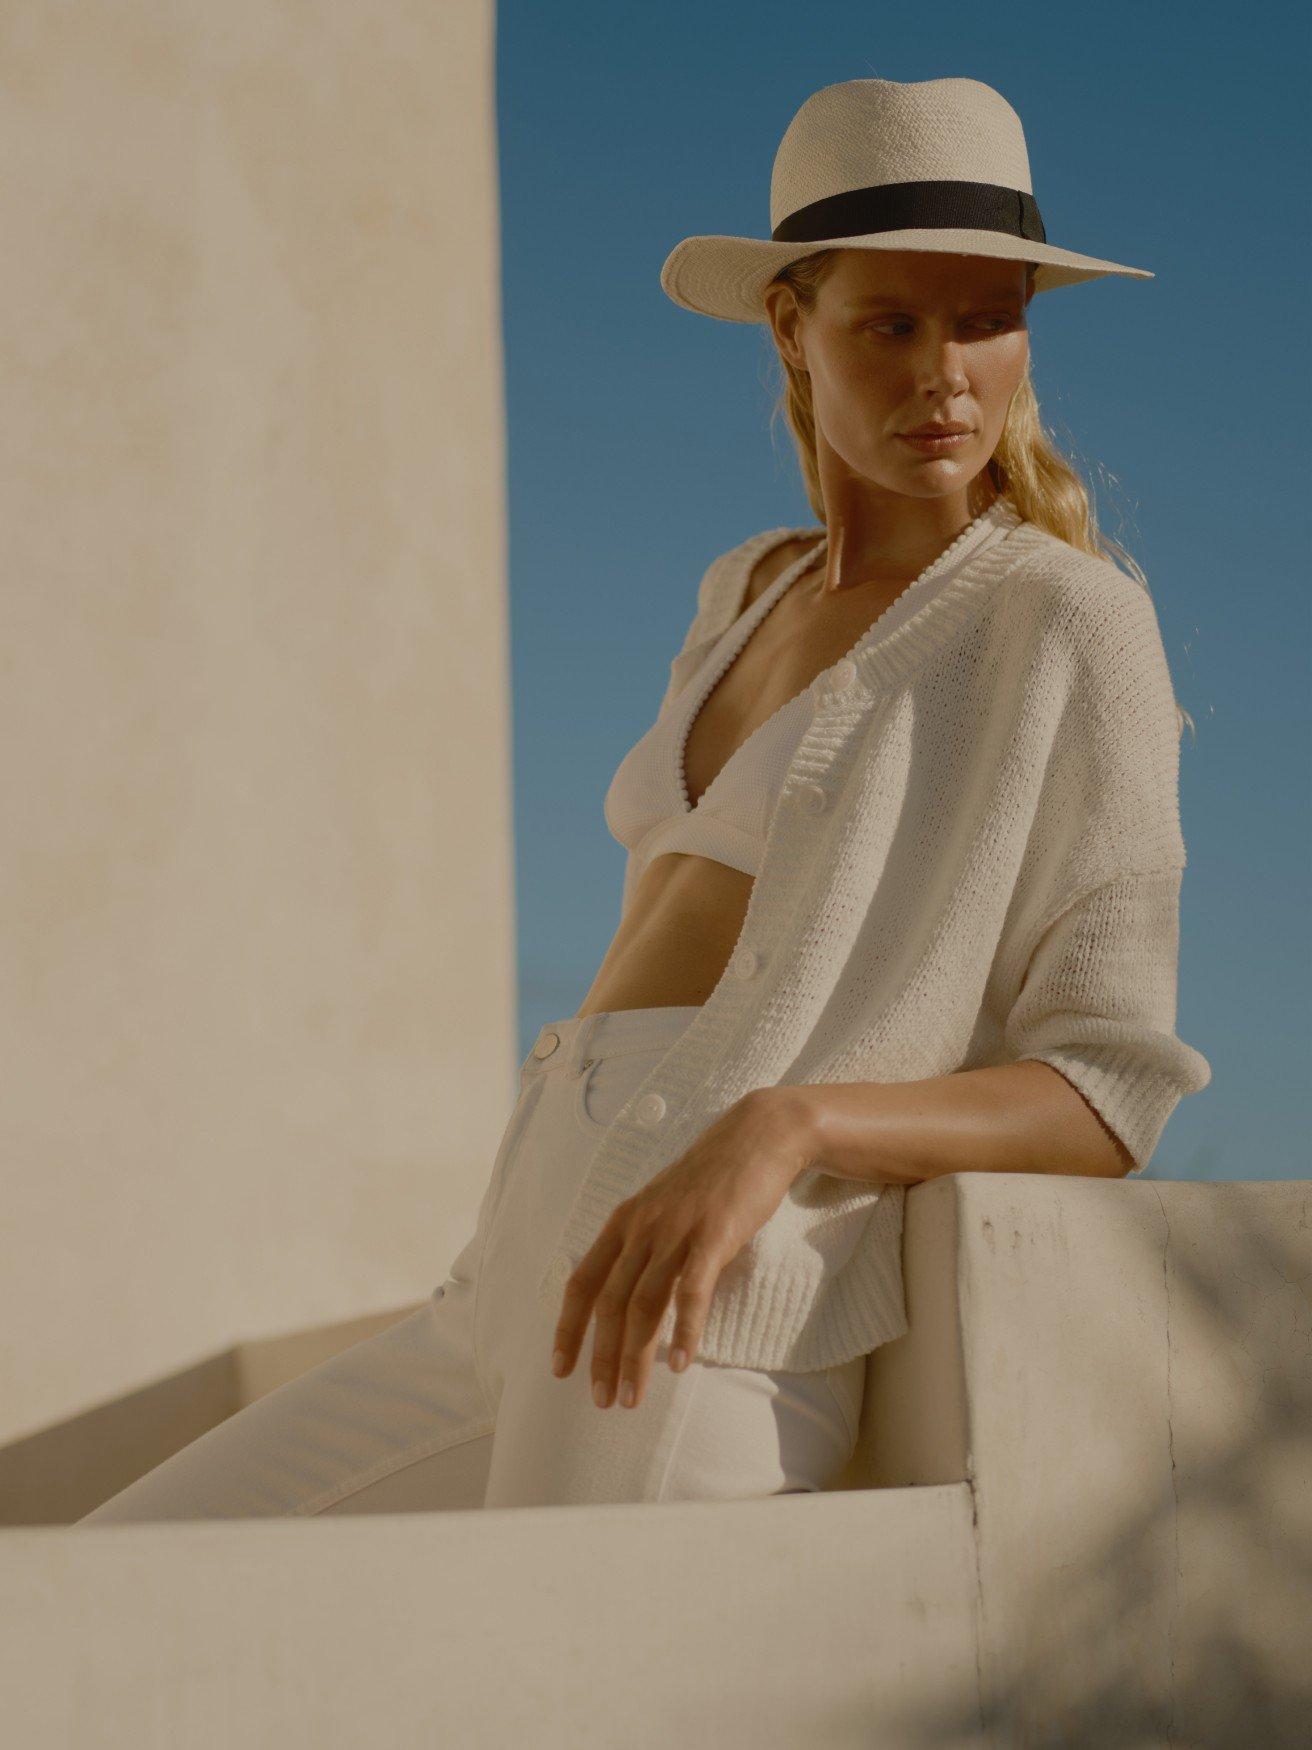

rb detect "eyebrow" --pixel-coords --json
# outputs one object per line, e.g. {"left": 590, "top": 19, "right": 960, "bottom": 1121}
{"left": 846, "top": 291, "right": 1024, "bottom": 309}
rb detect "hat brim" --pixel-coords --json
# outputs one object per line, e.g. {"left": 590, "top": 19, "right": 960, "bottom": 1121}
{"left": 660, "top": 229, "right": 1153, "bottom": 323}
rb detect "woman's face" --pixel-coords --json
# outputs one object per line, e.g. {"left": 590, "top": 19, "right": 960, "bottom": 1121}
{"left": 764, "top": 248, "right": 1034, "bottom": 502}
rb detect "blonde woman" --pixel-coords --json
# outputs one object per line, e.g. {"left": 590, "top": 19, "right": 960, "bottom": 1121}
{"left": 80, "top": 76, "right": 1209, "bottom": 1522}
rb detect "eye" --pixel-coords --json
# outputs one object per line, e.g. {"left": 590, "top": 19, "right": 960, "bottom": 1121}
{"left": 866, "top": 315, "right": 1021, "bottom": 337}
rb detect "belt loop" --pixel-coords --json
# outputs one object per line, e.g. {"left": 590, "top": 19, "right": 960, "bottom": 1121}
{"left": 568, "top": 1012, "right": 600, "bottom": 1076}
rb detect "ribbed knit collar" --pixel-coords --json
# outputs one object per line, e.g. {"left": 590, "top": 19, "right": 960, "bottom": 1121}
{"left": 704, "top": 496, "right": 1042, "bottom": 698}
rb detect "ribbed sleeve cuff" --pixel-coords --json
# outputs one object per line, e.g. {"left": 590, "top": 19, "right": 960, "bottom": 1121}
{"left": 1020, "top": 1037, "right": 1212, "bottom": 1174}
{"left": 1003, "top": 867, "right": 1212, "bottom": 1174}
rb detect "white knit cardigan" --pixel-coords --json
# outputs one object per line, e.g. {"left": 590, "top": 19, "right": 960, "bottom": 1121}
{"left": 536, "top": 501, "right": 1212, "bottom": 1372}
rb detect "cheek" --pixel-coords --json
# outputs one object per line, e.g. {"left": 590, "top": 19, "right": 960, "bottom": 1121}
{"left": 810, "top": 351, "right": 897, "bottom": 448}
{"left": 969, "top": 340, "right": 1028, "bottom": 437}
{"left": 981, "top": 335, "right": 1029, "bottom": 401}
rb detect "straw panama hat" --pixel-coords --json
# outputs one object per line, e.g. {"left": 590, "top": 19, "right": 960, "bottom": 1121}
{"left": 660, "top": 75, "right": 1153, "bottom": 323}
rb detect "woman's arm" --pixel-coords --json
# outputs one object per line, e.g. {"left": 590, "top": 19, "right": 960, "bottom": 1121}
{"left": 774, "top": 864, "right": 1210, "bottom": 1184}
{"left": 770, "top": 1056, "right": 1135, "bottom": 1186}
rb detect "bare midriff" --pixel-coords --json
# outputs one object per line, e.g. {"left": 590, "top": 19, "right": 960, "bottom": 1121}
{"left": 575, "top": 534, "right": 923, "bottom": 1020}
{"left": 575, "top": 853, "right": 757, "bottom": 1015}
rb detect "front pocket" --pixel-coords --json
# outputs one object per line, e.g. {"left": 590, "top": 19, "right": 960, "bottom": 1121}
{"left": 573, "top": 1049, "right": 661, "bottom": 1136}
{"left": 573, "top": 1055, "right": 617, "bottom": 1134}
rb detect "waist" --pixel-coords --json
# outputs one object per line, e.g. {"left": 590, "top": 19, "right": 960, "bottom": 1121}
{"left": 588, "top": 855, "right": 756, "bottom": 1011}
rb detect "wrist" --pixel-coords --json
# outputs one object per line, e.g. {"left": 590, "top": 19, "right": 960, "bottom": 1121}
{"left": 763, "top": 1081, "right": 904, "bottom": 1187}
{"left": 744, "top": 1083, "right": 832, "bottom": 1180}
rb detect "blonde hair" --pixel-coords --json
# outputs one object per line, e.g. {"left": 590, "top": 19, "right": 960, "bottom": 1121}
{"left": 764, "top": 249, "right": 1193, "bottom": 741}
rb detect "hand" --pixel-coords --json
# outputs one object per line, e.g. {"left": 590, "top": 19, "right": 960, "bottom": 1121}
{"left": 548, "top": 1087, "right": 814, "bottom": 1410}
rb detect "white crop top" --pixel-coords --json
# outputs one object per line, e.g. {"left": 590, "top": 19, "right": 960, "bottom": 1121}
{"left": 604, "top": 501, "right": 1016, "bottom": 891}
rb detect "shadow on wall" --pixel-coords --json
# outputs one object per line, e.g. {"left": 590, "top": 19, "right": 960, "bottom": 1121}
{"left": 885, "top": 1210, "right": 1312, "bottom": 1747}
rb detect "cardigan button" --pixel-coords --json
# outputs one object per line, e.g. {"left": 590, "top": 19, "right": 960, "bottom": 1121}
{"left": 797, "top": 781, "right": 829, "bottom": 814}
{"left": 634, "top": 1091, "right": 667, "bottom": 1127}
{"left": 830, "top": 658, "right": 857, "bottom": 692}
{"left": 731, "top": 946, "right": 761, "bottom": 979}
{"left": 532, "top": 1030, "right": 560, "bottom": 1059}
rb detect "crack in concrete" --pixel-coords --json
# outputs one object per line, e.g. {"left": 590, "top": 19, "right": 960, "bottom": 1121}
{"left": 966, "top": 1451, "right": 990, "bottom": 1743}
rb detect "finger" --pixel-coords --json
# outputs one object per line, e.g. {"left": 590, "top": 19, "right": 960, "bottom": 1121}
{"left": 616, "top": 1249, "right": 685, "bottom": 1409}
{"left": 551, "top": 1227, "right": 622, "bottom": 1378}
{"left": 589, "top": 1239, "right": 652, "bottom": 1409}
{"left": 667, "top": 1243, "right": 721, "bottom": 1373}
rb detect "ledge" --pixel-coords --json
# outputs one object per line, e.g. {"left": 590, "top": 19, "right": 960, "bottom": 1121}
{"left": 3, "top": 1175, "right": 1306, "bottom": 1746}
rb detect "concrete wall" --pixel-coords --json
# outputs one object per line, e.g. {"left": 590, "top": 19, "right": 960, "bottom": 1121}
{"left": 0, "top": 0, "right": 513, "bottom": 1442}
{"left": 3, "top": 1176, "right": 1306, "bottom": 1746}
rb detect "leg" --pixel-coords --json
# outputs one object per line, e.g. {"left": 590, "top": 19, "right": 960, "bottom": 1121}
{"left": 76, "top": 1283, "right": 495, "bottom": 1522}
{"left": 483, "top": 1285, "right": 866, "bottom": 1507}
{"left": 75, "top": 1060, "right": 546, "bottom": 1524}
{"left": 475, "top": 1004, "right": 869, "bottom": 1507}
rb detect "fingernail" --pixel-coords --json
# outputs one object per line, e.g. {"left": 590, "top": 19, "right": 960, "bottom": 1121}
{"left": 619, "top": 1380, "right": 635, "bottom": 1407}
{"left": 670, "top": 1347, "right": 688, "bottom": 1372}
{"left": 551, "top": 1349, "right": 567, "bottom": 1376}
{"left": 593, "top": 1380, "right": 611, "bottom": 1409}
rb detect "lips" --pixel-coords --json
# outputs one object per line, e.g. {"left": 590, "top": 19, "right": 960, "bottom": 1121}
{"left": 902, "top": 424, "right": 972, "bottom": 436}
{"left": 898, "top": 429, "right": 973, "bottom": 452}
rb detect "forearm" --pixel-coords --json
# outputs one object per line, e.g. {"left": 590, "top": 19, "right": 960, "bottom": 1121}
{"left": 775, "top": 1060, "right": 1135, "bottom": 1187}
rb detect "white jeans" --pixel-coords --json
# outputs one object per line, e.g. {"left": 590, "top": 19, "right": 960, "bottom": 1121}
{"left": 79, "top": 1004, "right": 867, "bottom": 1521}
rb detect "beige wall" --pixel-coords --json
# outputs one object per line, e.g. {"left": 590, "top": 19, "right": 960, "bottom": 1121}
{"left": 0, "top": 1, "right": 513, "bottom": 1441}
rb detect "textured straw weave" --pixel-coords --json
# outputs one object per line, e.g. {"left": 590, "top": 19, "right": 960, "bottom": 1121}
{"left": 661, "top": 76, "right": 1153, "bottom": 324}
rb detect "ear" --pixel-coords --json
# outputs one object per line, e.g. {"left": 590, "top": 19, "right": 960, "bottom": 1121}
{"left": 763, "top": 280, "right": 807, "bottom": 374}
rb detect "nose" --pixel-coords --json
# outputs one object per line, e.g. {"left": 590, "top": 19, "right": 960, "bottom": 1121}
{"left": 913, "top": 348, "right": 971, "bottom": 401}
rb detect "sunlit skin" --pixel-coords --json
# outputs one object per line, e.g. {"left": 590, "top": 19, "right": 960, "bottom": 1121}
{"left": 767, "top": 247, "right": 1033, "bottom": 573}
{"left": 551, "top": 250, "right": 1135, "bottom": 1413}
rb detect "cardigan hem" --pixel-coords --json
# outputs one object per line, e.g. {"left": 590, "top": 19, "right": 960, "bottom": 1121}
{"left": 538, "top": 1174, "right": 911, "bottom": 1374}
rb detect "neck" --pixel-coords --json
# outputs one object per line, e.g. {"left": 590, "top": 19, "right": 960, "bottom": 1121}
{"left": 811, "top": 434, "right": 1001, "bottom": 594}
{"left": 815, "top": 492, "right": 1000, "bottom": 597}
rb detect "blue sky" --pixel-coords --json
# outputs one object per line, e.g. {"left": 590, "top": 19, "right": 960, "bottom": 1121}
{"left": 495, "top": 2, "right": 1310, "bottom": 1180}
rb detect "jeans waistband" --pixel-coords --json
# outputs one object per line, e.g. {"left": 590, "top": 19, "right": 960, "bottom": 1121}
{"left": 525, "top": 1004, "right": 703, "bottom": 1076}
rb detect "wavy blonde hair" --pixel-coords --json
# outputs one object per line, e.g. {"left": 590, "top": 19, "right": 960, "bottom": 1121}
{"left": 764, "top": 249, "right": 1193, "bottom": 740}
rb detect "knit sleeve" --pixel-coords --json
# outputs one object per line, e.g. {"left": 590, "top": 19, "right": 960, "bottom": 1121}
{"left": 1012, "top": 563, "right": 1190, "bottom": 916}
{"left": 1002, "top": 866, "right": 1212, "bottom": 1173}
{"left": 654, "top": 537, "right": 756, "bottom": 716}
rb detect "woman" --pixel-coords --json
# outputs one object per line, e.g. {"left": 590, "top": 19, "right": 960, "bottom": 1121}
{"left": 79, "top": 76, "right": 1210, "bottom": 1522}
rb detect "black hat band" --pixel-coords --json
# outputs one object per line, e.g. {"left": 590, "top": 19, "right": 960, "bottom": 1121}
{"left": 771, "top": 178, "right": 1047, "bottom": 247}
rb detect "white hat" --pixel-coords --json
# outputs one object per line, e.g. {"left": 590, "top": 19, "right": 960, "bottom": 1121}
{"left": 660, "top": 76, "right": 1152, "bottom": 323}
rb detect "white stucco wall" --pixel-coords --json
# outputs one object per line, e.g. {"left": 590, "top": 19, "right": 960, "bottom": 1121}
{"left": 0, "top": 0, "right": 513, "bottom": 1441}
